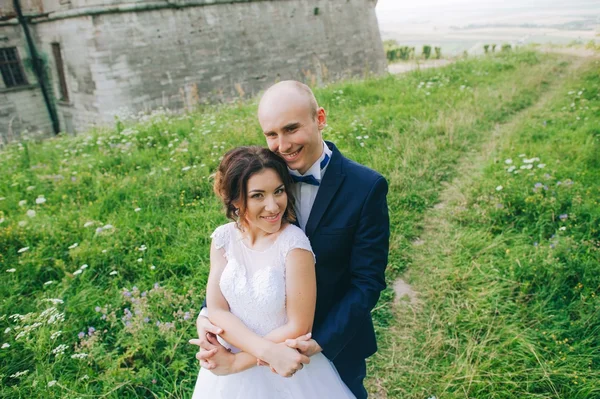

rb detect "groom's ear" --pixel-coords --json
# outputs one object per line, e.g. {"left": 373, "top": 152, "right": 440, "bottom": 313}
{"left": 316, "top": 107, "right": 327, "bottom": 130}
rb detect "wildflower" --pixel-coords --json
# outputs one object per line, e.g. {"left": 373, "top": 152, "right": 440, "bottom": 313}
{"left": 35, "top": 196, "right": 46, "bottom": 204}
{"left": 80, "top": 264, "right": 88, "bottom": 269}
{"left": 50, "top": 331, "right": 62, "bottom": 340}
{"left": 504, "top": 159, "right": 513, "bottom": 164}
{"left": 10, "top": 370, "right": 29, "bottom": 378}
{"left": 360, "top": 142, "right": 365, "bottom": 147}
{"left": 51, "top": 344, "right": 68, "bottom": 356}
{"left": 152, "top": 379, "right": 157, "bottom": 384}
{"left": 496, "top": 185, "right": 503, "bottom": 191}
{"left": 95, "top": 306, "right": 102, "bottom": 312}
{"left": 181, "top": 166, "right": 191, "bottom": 172}
{"left": 534, "top": 183, "right": 543, "bottom": 189}
{"left": 109, "top": 271, "right": 118, "bottom": 276}
{"left": 150, "top": 265, "right": 156, "bottom": 270}
{"left": 78, "top": 332, "right": 85, "bottom": 339}
{"left": 68, "top": 243, "right": 78, "bottom": 249}
{"left": 73, "top": 269, "right": 83, "bottom": 276}
{"left": 44, "top": 281, "right": 54, "bottom": 286}
{"left": 18, "top": 200, "right": 27, "bottom": 207}
{"left": 18, "top": 221, "right": 27, "bottom": 227}
{"left": 537, "top": 164, "right": 546, "bottom": 168}
{"left": 43, "top": 298, "right": 64, "bottom": 305}
{"left": 84, "top": 221, "right": 94, "bottom": 227}
{"left": 144, "top": 317, "right": 150, "bottom": 323}
{"left": 134, "top": 207, "right": 141, "bottom": 212}
{"left": 6, "top": 268, "right": 16, "bottom": 273}
{"left": 0, "top": 197, "right": 4, "bottom": 201}
{"left": 0, "top": 218, "right": 3, "bottom": 223}
{"left": 559, "top": 214, "right": 568, "bottom": 221}
{"left": 2, "top": 343, "right": 9, "bottom": 348}
{"left": 103, "top": 224, "right": 114, "bottom": 230}
{"left": 48, "top": 380, "right": 57, "bottom": 387}
{"left": 507, "top": 166, "right": 516, "bottom": 173}
{"left": 88, "top": 327, "right": 96, "bottom": 335}
{"left": 26, "top": 186, "right": 35, "bottom": 191}
{"left": 139, "top": 245, "right": 147, "bottom": 251}
{"left": 559, "top": 226, "right": 566, "bottom": 231}
{"left": 26, "top": 209, "right": 36, "bottom": 218}
{"left": 4, "top": 328, "right": 10, "bottom": 333}
{"left": 18, "top": 247, "right": 29, "bottom": 253}
{"left": 71, "top": 353, "right": 88, "bottom": 359}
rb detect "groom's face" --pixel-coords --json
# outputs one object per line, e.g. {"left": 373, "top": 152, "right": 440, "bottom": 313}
{"left": 259, "top": 96, "right": 325, "bottom": 175}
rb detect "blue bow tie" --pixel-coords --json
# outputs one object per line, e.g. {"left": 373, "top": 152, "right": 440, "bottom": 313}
{"left": 290, "top": 153, "right": 330, "bottom": 187}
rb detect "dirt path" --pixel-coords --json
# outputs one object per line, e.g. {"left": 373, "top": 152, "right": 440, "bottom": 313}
{"left": 387, "top": 59, "right": 454, "bottom": 75}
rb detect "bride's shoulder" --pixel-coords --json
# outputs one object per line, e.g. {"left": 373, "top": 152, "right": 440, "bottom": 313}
{"left": 280, "top": 224, "right": 308, "bottom": 240}
{"left": 210, "top": 222, "right": 236, "bottom": 249}
{"left": 278, "top": 224, "right": 314, "bottom": 260}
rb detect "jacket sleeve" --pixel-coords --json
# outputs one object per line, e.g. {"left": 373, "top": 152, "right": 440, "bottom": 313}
{"left": 312, "top": 176, "right": 390, "bottom": 360}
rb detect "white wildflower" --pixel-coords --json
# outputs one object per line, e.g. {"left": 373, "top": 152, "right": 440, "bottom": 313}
{"left": 80, "top": 264, "right": 88, "bottom": 269}
{"left": 134, "top": 208, "right": 141, "bottom": 212}
{"left": 109, "top": 271, "right": 118, "bottom": 276}
{"left": 26, "top": 186, "right": 35, "bottom": 191}
{"left": 83, "top": 221, "right": 94, "bottom": 227}
{"left": 18, "top": 247, "right": 29, "bottom": 253}
{"left": 137, "top": 258, "right": 143, "bottom": 263}
{"left": 68, "top": 243, "right": 78, "bottom": 249}
{"left": 18, "top": 220, "right": 27, "bottom": 227}
{"left": 181, "top": 166, "right": 191, "bottom": 172}
{"left": 2, "top": 343, "right": 9, "bottom": 349}
{"left": 47, "top": 380, "right": 57, "bottom": 387}
{"left": 496, "top": 186, "right": 503, "bottom": 191}
{"left": 35, "top": 196, "right": 46, "bottom": 204}
{"left": 537, "top": 164, "right": 546, "bottom": 168}
{"left": 26, "top": 209, "right": 36, "bottom": 218}
{"left": 43, "top": 298, "right": 64, "bottom": 305}
{"left": 6, "top": 268, "right": 16, "bottom": 273}
{"left": 51, "top": 344, "right": 68, "bottom": 356}
{"left": 139, "top": 245, "right": 147, "bottom": 251}
{"left": 71, "top": 353, "right": 88, "bottom": 359}
{"left": 4, "top": 327, "right": 10, "bottom": 333}
{"left": 10, "top": 370, "right": 29, "bottom": 378}
{"left": 44, "top": 281, "right": 54, "bottom": 286}
{"left": 103, "top": 224, "right": 113, "bottom": 230}
{"left": 504, "top": 159, "right": 513, "bottom": 164}
{"left": 507, "top": 166, "right": 516, "bottom": 173}
{"left": 73, "top": 269, "right": 82, "bottom": 276}
{"left": 50, "top": 331, "right": 62, "bottom": 340}
{"left": 559, "top": 226, "right": 566, "bottom": 231}
{"left": 150, "top": 265, "right": 156, "bottom": 270}
{"left": 18, "top": 200, "right": 27, "bottom": 207}
{"left": 0, "top": 218, "right": 4, "bottom": 223}
{"left": 0, "top": 197, "right": 5, "bottom": 201}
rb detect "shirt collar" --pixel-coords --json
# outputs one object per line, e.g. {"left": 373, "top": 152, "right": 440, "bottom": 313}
{"left": 289, "top": 141, "right": 332, "bottom": 180}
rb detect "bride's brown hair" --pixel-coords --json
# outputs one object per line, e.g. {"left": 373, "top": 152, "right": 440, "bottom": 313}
{"left": 213, "top": 146, "right": 296, "bottom": 229}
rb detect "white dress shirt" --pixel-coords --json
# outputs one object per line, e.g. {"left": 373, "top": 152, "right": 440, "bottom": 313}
{"left": 289, "top": 141, "right": 332, "bottom": 232}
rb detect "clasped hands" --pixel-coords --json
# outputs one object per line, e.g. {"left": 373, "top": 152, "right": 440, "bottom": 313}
{"left": 189, "top": 317, "right": 321, "bottom": 377}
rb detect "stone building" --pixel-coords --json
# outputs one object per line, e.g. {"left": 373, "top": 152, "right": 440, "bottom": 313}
{"left": 0, "top": 0, "right": 386, "bottom": 139}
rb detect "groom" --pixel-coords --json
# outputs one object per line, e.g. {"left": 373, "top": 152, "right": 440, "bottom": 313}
{"left": 194, "top": 80, "right": 389, "bottom": 398}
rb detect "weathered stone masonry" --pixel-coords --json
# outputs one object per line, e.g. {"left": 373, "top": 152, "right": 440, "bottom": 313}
{"left": 0, "top": 0, "right": 386, "bottom": 138}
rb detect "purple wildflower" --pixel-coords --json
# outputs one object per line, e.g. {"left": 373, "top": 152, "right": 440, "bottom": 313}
{"left": 559, "top": 214, "right": 568, "bottom": 221}
{"left": 144, "top": 317, "right": 150, "bottom": 323}
{"left": 78, "top": 332, "right": 85, "bottom": 339}
{"left": 88, "top": 327, "right": 96, "bottom": 336}
{"left": 94, "top": 306, "right": 101, "bottom": 312}
{"left": 183, "top": 312, "right": 191, "bottom": 320}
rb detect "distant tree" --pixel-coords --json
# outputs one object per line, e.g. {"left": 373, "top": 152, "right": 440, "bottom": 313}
{"left": 434, "top": 47, "right": 442, "bottom": 59}
{"left": 422, "top": 45, "right": 432, "bottom": 59}
{"left": 383, "top": 39, "right": 399, "bottom": 51}
{"left": 399, "top": 46, "right": 411, "bottom": 60}
{"left": 483, "top": 44, "right": 490, "bottom": 54}
{"left": 492, "top": 44, "right": 497, "bottom": 52}
{"left": 502, "top": 44, "right": 512, "bottom": 52}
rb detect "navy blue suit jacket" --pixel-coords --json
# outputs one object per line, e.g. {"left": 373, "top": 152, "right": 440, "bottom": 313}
{"left": 306, "top": 142, "right": 389, "bottom": 369}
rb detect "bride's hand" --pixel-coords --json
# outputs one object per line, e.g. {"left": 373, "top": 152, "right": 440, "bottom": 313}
{"left": 261, "top": 342, "right": 310, "bottom": 378}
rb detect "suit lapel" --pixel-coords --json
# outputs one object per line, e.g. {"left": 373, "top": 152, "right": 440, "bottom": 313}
{"left": 306, "top": 142, "right": 345, "bottom": 237}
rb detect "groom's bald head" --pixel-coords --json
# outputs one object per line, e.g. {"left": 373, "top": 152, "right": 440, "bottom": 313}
{"left": 258, "top": 80, "right": 319, "bottom": 120}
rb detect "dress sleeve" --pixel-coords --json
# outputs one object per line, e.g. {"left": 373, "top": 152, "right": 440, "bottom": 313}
{"left": 281, "top": 226, "right": 316, "bottom": 263}
{"left": 210, "top": 223, "right": 231, "bottom": 252}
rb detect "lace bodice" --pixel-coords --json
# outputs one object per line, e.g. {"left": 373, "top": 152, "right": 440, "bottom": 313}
{"left": 211, "top": 223, "right": 315, "bottom": 341}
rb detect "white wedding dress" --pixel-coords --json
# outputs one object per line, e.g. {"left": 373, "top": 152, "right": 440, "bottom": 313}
{"left": 192, "top": 222, "right": 355, "bottom": 399}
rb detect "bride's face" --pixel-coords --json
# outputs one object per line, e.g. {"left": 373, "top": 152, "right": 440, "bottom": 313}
{"left": 242, "top": 168, "right": 288, "bottom": 234}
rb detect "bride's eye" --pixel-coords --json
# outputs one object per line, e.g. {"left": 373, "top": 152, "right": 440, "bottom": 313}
{"left": 275, "top": 188, "right": 285, "bottom": 195}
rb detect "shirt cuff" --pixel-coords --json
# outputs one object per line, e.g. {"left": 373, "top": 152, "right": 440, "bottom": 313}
{"left": 199, "top": 307, "right": 209, "bottom": 318}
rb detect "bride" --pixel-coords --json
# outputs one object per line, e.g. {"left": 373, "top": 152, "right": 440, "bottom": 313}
{"left": 190, "top": 146, "right": 354, "bottom": 398}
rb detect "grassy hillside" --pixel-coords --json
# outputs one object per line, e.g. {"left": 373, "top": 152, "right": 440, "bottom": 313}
{"left": 0, "top": 51, "right": 597, "bottom": 398}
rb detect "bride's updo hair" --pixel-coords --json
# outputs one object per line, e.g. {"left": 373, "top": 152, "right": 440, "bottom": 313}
{"left": 213, "top": 146, "right": 296, "bottom": 228}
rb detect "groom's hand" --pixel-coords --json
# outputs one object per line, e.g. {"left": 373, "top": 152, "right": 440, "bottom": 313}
{"left": 285, "top": 333, "right": 322, "bottom": 357}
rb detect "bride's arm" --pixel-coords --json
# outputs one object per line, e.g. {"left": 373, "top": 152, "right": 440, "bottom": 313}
{"left": 262, "top": 248, "right": 316, "bottom": 343}
{"left": 206, "top": 242, "right": 311, "bottom": 375}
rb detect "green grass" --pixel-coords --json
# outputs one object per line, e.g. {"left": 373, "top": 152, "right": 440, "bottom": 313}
{"left": 370, "top": 58, "right": 600, "bottom": 398}
{"left": 0, "top": 50, "right": 596, "bottom": 398}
